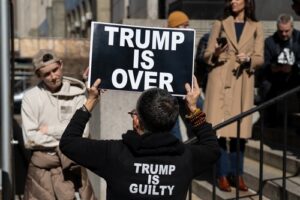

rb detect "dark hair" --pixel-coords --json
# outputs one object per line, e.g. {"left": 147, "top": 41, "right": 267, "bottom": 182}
{"left": 136, "top": 88, "right": 179, "bottom": 132}
{"left": 222, "top": 0, "right": 257, "bottom": 21}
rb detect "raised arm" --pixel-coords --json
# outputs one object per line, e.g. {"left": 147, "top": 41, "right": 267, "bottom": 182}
{"left": 184, "top": 76, "right": 220, "bottom": 174}
{"left": 84, "top": 78, "right": 101, "bottom": 112}
{"left": 59, "top": 79, "right": 113, "bottom": 175}
{"left": 184, "top": 75, "right": 201, "bottom": 113}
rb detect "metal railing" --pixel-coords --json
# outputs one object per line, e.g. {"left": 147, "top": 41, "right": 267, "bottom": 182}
{"left": 185, "top": 85, "right": 300, "bottom": 200}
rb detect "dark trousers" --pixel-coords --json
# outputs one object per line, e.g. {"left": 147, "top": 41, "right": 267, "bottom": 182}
{"left": 217, "top": 137, "right": 246, "bottom": 177}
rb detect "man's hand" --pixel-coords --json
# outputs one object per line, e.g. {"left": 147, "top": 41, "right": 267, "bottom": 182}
{"left": 185, "top": 75, "right": 201, "bottom": 113}
{"left": 84, "top": 79, "right": 102, "bottom": 112}
{"left": 281, "top": 64, "right": 292, "bottom": 73}
{"left": 39, "top": 124, "right": 48, "bottom": 134}
{"left": 270, "top": 64, "right": 282, "bottom": 73}
{"left": 271, "top": 64, "right": 292, "bottom": 73}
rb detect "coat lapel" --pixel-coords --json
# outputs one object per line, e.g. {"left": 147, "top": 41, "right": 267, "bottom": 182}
{"left": 238, "top": 20, "right": 256, "bottom": 49}
{"left": 222, "top": 16, "right": 238, "bottom": 49}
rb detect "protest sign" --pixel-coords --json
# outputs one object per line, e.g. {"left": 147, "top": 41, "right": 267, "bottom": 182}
{"left": 89, "top": 22, "right": 195, "bottom": 96}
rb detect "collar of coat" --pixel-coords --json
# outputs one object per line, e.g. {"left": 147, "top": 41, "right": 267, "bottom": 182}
{"left": 221, "top": 16, "right": 257, "bottom": 50}
{"left": 122, "top": 130, "right": 185, "bottom": 156}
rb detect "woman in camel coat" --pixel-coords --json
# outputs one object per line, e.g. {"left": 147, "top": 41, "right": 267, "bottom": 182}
{"left": 203, "top": 0, "right": 264, "bottom": 192}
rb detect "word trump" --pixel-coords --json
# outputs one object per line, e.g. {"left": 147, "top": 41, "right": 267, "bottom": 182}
{"left": 133, "top": 163, "right": 176, "bottom": 175}
{"left": 129, "top": 163, "right": 176, "bottom": 196}
{"left": 104, "top": 26, "right": 185, "bottom": 51}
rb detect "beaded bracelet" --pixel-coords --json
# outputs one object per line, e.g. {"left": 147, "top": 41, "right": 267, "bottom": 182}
{"left": 185, "top": 108, "right": 201, "bottom": 119}
{"left": 185, "top": 108, "right": 206, "bottom": 128}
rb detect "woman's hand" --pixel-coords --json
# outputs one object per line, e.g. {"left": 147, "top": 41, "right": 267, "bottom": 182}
{"left": 84, "top": 79, "right": 102, "bottom": 112}
{"left": 214, "top": 42, "right": 229, "bottom": 57}
{"left": 236, "top": 52, "right": 251, "bottom": 64}
{"left": 185, "top": 75, "right": 201, "bottom": 113}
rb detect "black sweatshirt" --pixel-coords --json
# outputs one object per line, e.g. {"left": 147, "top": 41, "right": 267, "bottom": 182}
{"left": 60, "top": 110, "right": 220, "bottom": 200}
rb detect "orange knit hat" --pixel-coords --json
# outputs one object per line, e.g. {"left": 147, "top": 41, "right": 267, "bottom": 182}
{"left": 167, "top": 11, "right": 189, "bottom": 28}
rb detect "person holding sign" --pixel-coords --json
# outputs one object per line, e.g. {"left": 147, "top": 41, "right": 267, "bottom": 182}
{"left": 59, "top": 76, "right": 220, "bottom": 200}
{"left": 203, "top": 0, "right": 264, "bottom": 192}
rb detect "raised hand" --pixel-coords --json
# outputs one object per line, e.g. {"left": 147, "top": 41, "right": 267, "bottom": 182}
{"left": 185, "top": 75, "right": 201, "bottom": 113}
{"left": 84, "top": 79, "right": 102, "bottom": 112}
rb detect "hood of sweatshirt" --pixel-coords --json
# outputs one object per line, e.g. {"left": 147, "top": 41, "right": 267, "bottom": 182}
{"left": 39, "top": 76, "right": 86, "bottom": 97}
{"left": 122, "top": 130, "right": 185, "bottom": 156}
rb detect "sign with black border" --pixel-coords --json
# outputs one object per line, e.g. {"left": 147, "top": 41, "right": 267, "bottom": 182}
{"left": 88, "top": 22, "right": 195, "bottom": 96}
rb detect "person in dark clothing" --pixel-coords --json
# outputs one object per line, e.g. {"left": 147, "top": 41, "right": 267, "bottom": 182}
{"left": 59, "top": 76, "right": 220, "bottom": 200}
{"left": 258, "top": 13, "right": 300, "bottom": 125}
{"left": 195, "top": 33, "right": 210, "bottom": 93}
{"left": 292, "top": 0, "right": 300, "bottom": 16}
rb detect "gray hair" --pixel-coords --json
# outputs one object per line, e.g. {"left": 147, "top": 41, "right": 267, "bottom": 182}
{"left": 277, "top": 13, "right": 294, "bottom": 26}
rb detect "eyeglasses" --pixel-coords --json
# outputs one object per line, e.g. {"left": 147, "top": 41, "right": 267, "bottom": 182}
{"left": 128, "top": 109, "right": 137, "bottom": 118}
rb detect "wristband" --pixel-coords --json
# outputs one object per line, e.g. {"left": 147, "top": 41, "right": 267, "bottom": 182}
{"left": 80, "top": 104, "right": 90, "bottom": 113}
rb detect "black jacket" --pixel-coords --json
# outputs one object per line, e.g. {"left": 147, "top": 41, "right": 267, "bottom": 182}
{"left": 60, "top": 109, "right": 220, "bottom": 200}
{"left": 263, "top": 29, "right": 300, "bottom": 80}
